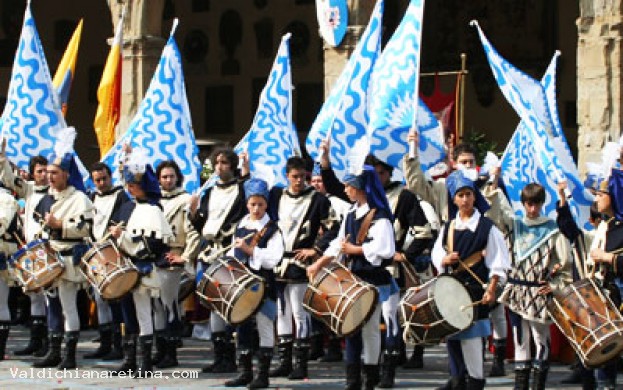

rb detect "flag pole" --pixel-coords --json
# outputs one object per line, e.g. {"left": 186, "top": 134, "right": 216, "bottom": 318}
{"left": 458, "top": 53, "right": 467, "bottom": 142}
{"left": 419, "top": 54, "right": 468, "bottom": 146}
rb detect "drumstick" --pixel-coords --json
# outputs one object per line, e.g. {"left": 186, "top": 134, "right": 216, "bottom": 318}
{"left": 336, "top": 234, "right": 351, "bottom": 265}
{"left": 456, "top": 258, "right": 486, "bottom": 287}
{"left": 460, "top": 300, "right": 483, "bottom": 311}
{"left": 13, "top": 232, "right": 25, "bottom": 247}
{"left": 205, "top": 232, "right": 256, "bottom": 263}
{"left": 308, "top": 234, "right": 351, "bottom": 283}
{"left": 102, "top": 221, "right": 125, "bottom": 242}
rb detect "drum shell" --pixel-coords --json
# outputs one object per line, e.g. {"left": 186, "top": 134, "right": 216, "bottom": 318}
{"left": 12, "top": 239, "right": 65, "bottom": 291}
{"left": 81, "top": 240, "right": 139, "bottom": 300}
{"left": 547, "top": 278, "right": 623, "bottom": 368}
{"left": 197, "top": 256, "right": 265, "bottom": 325}
{"left": 303, "top": 262, "right": 378, "bottom": 337}
{"left": 178, "top": 271, "right": 195, "bottom": 302}
{"left": 400, "top": 275, "right": 474, "bottom": 345}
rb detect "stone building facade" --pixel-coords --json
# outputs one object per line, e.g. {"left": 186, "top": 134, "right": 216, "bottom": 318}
{"left": 0, "top": 1, "right": 609, "bottom": 172}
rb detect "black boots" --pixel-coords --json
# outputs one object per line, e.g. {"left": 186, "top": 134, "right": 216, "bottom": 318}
{"left": 225, "top": 349, "right": 254, "bottom": 387}
{"left": 14, "top": 316, "right": 46, "bottom": 356}
{"left": 363, "top": 364, "right": 380, "bottom": 390}
{"left": 514, "top": 365, "right": 531, "bottom": 390}
{"left": 33, "top": 331, "right": 63, "bottom": 367}
{"left": 531, "top": 361, "right": 549, "bottom": 390}
{"left": 151, "top": 331, "right": 167, "bottom": 367}
{"left": 489, "top": 339, "right": 506, "bottom": 377}
{"left": 111, "top": 334, "right": 152, "bottom": 378}
{"left": 269, "top": 335, "right": 293, "bottom": 377}
{"left": 202, "top": 331, "right": 237, "bottom": 373}
{"left": 466, "top": 376, "right": 486, "bottom": 390}
{"left": 288, "top": 338, "right": 310, "bottom": 380}
{"left": 581, "top": 374, "right": 596, "bottom": 390}
{"left": 309, "top": 333, "right": 324, "bottom": 360}
{"left": 111, "top": 334, "right": 137, "bottom": 375}
{"left": 345, "top": 362, "right": 362, "bottom": 390}
{"left": 84, "top": 323, "right": 112, "bottom": 359}
{"left": 0, "top": 322, "right": 9, "bottom": 361}
{"left": 156, "top": 335, "right": 180, "bottom": 368}
{"left": 248, "top": 347, "right": 272, "bottom": 389}
{"left": 102, "top": 324, "right": 123, "bottom": 360}
{"left": 58, "top": 331, "right": 79, "bottom": 369}
{"left": 403, "top": 344, "right": 424, "bottom": 369}
{"left": 137, "top": 335, "right": 153, "bottom": 376}
{"left": 379, "top": 349, "right": 400, "bottom": 388}
{"left": 436, "top": 375, "right": 466, "bottom": 390}
{"left": 320, "top": 334, "right": 343, "bottom": 362}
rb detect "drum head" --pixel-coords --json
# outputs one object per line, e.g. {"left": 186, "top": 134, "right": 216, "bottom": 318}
{"left": 230, "top": 280, "right": 265, "bottom": 325}
{"left": 341, "top": 288, "right": 377, "bottom": 336}
{"left": 433, "top": 276, "right": 473, "bottom": 330}
{"left": 101, "top": 270, "right": 139, "bottom": 300}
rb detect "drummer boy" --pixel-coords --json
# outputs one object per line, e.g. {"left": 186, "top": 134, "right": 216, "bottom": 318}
{"left": 430, "top": 170, "right": 510, "bottom": 390}
{"left": 223, "top": 177, "right": 284, "bottom": 389}
{"left": 308, "top": 165, "right": 396, "bottom": 390}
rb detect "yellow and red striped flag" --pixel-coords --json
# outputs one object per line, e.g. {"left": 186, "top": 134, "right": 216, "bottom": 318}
{"left": 52, "top": 19, "right": 83, "bottom": 116}
{"left": 93, "top": 12, "right": 124, "bottom": 158}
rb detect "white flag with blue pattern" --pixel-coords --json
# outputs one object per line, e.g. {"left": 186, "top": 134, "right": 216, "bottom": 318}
{"left": 234, "top": 33, "right": 298, "bottom": 188}
{"left": 472, "top": 21, "right": 594, "bottom": 228}
{"left": 0, "top": 2, "right": 64, "bottom": 170}
{"left": 102, "top": 21, "right": 201, "bottom": 193}
{"left": 306, "top": 0, "right": 383, "bottom": 181}
{"left": 367, "top": 0, "right": 445, "bottom": 175}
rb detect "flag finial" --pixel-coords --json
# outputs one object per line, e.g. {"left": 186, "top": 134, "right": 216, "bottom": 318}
{"left": 469, "top": 20, "right": 479, "bottom": 27}
{"left": 170, "top": 18, "right": 179, "bottom": 37}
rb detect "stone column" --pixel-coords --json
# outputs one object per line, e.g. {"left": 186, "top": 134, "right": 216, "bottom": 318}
{"left": 108, "top": 0, "right": 166, "bottom": 134}
{"left": 577, "top": 0, "right": 623, "bottom": 171}
{"left": 322, "top": 0, "right": 375, "bottom": 97}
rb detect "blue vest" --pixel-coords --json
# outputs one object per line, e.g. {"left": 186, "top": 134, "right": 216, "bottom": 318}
{"left": 344, "top": 208, "right": 392, "bottom": 286}
{"left": 443, "top": 216, "right": 493, "bottom": 320}
{"left": 234, "top": 221, "right": 279, "bottom": 301}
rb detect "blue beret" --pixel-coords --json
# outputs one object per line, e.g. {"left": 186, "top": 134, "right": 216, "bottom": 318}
{"left": 447, "top": 170, "right": 476, "bottom": 199}
{"left": 244, "top": 178, "right": 269, "bottom": 200}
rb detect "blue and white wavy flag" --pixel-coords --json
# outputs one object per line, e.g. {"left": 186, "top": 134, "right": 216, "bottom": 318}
{"left": 0, "top": 1, "right": 64, "bottom": 171}
{"left": 472, "top": 21, "right": 594, "bottom": 228}
{"left": 367, "top": 0, "right": 445, "bottom": 175}
{"left": 306, "top": 0, "right": 383, "bottom": 180}
{"left": 102, "top": 20, "right": 201, "bottom": 193}
{"left": 234, "top": 33, "right": 298, "bottom": 188}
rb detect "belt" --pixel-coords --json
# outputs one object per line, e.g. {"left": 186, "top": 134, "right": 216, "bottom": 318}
{"left": 507, "top": 277, "right": 542, "bottom": 288}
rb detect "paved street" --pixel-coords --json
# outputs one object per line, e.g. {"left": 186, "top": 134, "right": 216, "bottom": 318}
{"left": 0, "top": 325, "right": 615, "bottom": 389}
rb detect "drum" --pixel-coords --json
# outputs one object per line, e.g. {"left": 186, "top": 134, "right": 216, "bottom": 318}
{"left": 400, "top": 260, "right": 421, "bottom": 291}
{"left": 178, "top": 271, "right": 195, "bottom": 302}
{"left": 303, "top": 262, "right": 378, "bottom": 337}
{"left": 400, "top": 275, "right": 474, "bottom": 345}
{"left": 80, "top": 240, "right": 139, "bottom": 300}
{"left": 11, "top": 239, "right": 64, "bottom": 291}
{"left": 196, "top": 256, "right": 265, "bottom": 325}
{"left": 547, "top": 278, "right": 623, "bottom": 367}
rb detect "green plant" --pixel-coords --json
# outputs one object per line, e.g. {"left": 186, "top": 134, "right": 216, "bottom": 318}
{"left": 463, "top": 130, "right": 500, "bottom": 166}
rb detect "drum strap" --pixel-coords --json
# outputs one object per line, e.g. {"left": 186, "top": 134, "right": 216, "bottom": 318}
{"left": 446, "top": 220, "right": 485, "bottom": 278}
{"left": 250, "top": 221, "right": 274, "bottom": 247}
{"left": 356, "top": 209, "right": 377, "bottom": 245}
